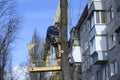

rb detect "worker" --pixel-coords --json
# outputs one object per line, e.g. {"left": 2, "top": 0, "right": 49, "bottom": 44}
{"left": 43, "top": 22, "right": 60, "bottom": 60}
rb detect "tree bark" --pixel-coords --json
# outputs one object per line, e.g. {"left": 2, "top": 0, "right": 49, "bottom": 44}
{"left": 60, "top": 0, "right": 72, "bottom": 80}
{"left": 73, "top": 64, "right": 81, "bottom": 80}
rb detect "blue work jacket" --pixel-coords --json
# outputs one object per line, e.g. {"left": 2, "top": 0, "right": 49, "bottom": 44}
{"left": 46, "top": 26, "right": 59, "bottom": 43}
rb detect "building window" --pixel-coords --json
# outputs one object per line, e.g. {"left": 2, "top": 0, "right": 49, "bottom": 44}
{"left": 89, "top": 57, "right": 93, "bottom": 66}
{"left": 83, "top": 24, "right": 87, "bottom": 34}
{"left": 110, "top": 60, "right": 118, "bottom": 76}
{"left": 118, "top": 32, "right": 120, "bottom": 44}
{"left": 97, "top": 70, "right": 101, "bottom": 80}
{"left": 107, "top": 6, "right": 114, "bottom": 23}
{"left": 109, "top": 32, "right": 116, "bottom": 49}
{"left": 117, "top": 0, "right": 120, "bottom": 12}
{"left": 117, "top": 0, "right": 120, "bottom": 5}
{"left": 116, "top": 27, "right": 120, "bottom": 44}
{"left": 81, "top": 44, "right": 84, "bottom": 54}
{"left": 91, "top": 75, "right": 95, "bottom": 80}
{"left": 96, "top": 11, "right": 100, "bottom": 23}
{"left": 102, "top": 65, "right": 109, "bottom": 80}
{"left": 85, "top": 41, "right": 88, "bottom": 51}
{"left": 86, "top": 20, "right": 90, "bottom": 32}
{"left": 95, "top": 11, "right": 106, "bottom": 24}
{"left": 82, "top": 63, "right": 86, "bottom": 72}
{"left": 90, "top": 37, "right": 95, "bottom": 55}
{"left": 90, "top": 13, "right": 95, "bottom": 29}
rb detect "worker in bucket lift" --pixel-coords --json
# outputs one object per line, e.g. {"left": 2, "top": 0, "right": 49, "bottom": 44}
{"left": 43, "top": 22, "right": 60, "bottom": 60}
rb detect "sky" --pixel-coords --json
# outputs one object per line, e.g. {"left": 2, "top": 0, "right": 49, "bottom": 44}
{"left": 5, "top": 66, "right": 29, "bottom": 80}
{"left": 12, "top": 0, "right": 87, "bottom": 67}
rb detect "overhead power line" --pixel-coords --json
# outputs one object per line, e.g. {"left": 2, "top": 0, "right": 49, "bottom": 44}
{"left": 68, "top": 0, "right": 73, "bottom": 32}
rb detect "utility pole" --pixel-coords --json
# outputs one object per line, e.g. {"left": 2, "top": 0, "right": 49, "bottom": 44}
{"left": 60, "top": 0, "right": 72, "bottom": 80}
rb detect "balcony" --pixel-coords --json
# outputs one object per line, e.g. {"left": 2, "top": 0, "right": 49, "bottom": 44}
{"left": 89, "top": 36, "right": 108, "bottom": 64}
{"left": 92, "top": 51, "right": 108, "bottom": 64}
{"left": 89, "top": 24, "right": 107, "bottom": 40}
{"left": 90, "top": 36, "right": 107, "bottom": 55}
{"left": 68, "top": 38, "right": 81, "bottom": 64}
{"left": 68, "top": 46, "right": 82, "bottom": 64}
{"left": 88, "top": 1, "right": 106, "bottom": 15}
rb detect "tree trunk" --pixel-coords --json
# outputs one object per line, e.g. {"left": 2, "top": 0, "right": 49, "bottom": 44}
{"left": 73, "top": 64, "right": 81, "bottom": 80}
{"left": 60, "top": 0, "right": 72, "bottom": 80}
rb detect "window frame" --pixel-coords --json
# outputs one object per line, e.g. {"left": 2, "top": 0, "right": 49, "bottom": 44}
{"left": 90, "top": 13, "right": 95, "bottom": 29}
{"left": 107, "top": 6, "right": 114, "bottom": 23}
{"left": 108, "top": 32, "right": 116, "bottom": 50}
{"left": 85, "top": 41, "right": 89, "bottom": 51}
{"left": 97, "top": 70, "right": 101, "bottom": 80}
{"left": 91, "top": 75, "right": 95, "bottom": 80}
{"left": 102, "top": 65, "right": 109, "bottom": 80}
{"left": 95, "top": 11, "right": 106, "bottom": 24}
{"left": 110, "top": 60, "right": 118, "bottom": 77}
{"left": 90, "top": 37, "right": 95, "bottom": 55}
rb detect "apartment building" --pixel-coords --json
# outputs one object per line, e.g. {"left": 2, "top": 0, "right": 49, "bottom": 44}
{"left": 74, "top": 0, "right": 120, "bottom": 80}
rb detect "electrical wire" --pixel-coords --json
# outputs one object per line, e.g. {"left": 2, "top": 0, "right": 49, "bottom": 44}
{"left": 68, "top": 0, "right": 73, "bottom": 33}
{"left": 77, "top": 0, "right": 83, "bottom": 21}
{"left": 77, "top": 0, "right": 88, "bottom": 21}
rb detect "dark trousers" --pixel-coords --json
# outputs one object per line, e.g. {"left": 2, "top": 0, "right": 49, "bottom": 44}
{"left": 44, "top": 42, "right": 58, "bottom": 58}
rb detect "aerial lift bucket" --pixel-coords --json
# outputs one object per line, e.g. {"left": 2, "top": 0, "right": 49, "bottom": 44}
{"left": 27, "top": 42, "right": 63, "bottom": 72}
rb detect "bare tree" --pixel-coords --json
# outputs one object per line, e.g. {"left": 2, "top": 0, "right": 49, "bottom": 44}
{"left": 0, "top": 0, "right": 21, "bottom": 79}
{"left": 5, "top": 62, "right": 30, "bottom": 80}
{"left": 29, "top": 29, "right": 45, "bottom": 80}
